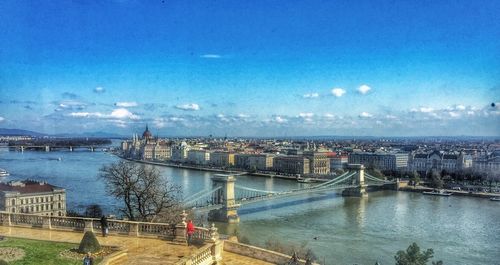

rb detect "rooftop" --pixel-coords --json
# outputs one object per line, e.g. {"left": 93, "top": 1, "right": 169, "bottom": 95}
{"left": 0, "top": 180, "right": 63, "bottom": 194}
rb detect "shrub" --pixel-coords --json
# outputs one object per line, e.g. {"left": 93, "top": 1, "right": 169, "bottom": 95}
{"left": 0, "top": 260, "right": 7, "bottom": 265}
{"left": 78, "top": 231, "right": 101, "bottom": 253}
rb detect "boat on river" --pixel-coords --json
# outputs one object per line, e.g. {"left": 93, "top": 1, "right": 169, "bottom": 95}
{"left": 0, "top": 168, "right": 9, "bottom": 177}
{"left": 423, "top": 189, "right": 452, "bottom": 196}
{"left": 490, "top": 197, "right": 500, "bottom": 201}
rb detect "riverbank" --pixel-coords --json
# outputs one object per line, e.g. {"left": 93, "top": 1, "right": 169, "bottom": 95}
{"left": 113, "top": 153, "right": 317, "bottom": 182}
{"left": 400, "top": 185, "right": 500, "bottom": 199}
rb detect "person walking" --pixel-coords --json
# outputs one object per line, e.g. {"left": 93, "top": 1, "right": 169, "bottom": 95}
{"left": 186, "top": 219, "right": 195, "bottom": 246}
{"left": 83, "top": 252, "right": 94, "bottom": 265}
{"left": 100, "top": 215, "right": 108, "bottom": 237}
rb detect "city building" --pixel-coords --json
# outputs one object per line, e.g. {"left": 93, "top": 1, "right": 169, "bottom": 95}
{"left": 187, "top": 150, "right": 211, "bottom": 165}
{"left": 273, "top": 156, "right": 310, "bottom": 175}
{"left": 303, "top": 151, "right": 330, "bottom": 175}
{"left": 327, "top": 153, "right": 349, "bottom": 170}
{"left": 210, "top": 151, "right": 235, "bottom": 167}
{"left": 171, "top": 141, "right": 190, "bottom": 162}
{"left": 0, "top": 180, "right": 66, "bottom": 216}
{"left": 234, "top": 154, "right": 274, "bottom": 171}
{"left": 349, "top": 151, "right": 409, "bottom": 171}
{"left": 409, "top": 151, "right": 472, "bottom": 173}
{"left": 121, "top": 126, "right": 170, "bottom": 161}
{"left": 472, "top": 150, "right": 500, "bottom": 178}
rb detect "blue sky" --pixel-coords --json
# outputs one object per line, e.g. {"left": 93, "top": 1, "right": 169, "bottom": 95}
{"left": 0, "top": 0, "right": 499, "bottom": 136}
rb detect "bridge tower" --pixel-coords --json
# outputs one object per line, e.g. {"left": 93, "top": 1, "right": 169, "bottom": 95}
{"left": 208, "top": 174, "right": 240, "bottom": 223}
{"left": 342, "top": 164, "right": 368, "bottom": 197}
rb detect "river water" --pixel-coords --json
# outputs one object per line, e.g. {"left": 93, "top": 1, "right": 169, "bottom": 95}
{"left": 0, "top": 148, "right": 498, "bottom": 264}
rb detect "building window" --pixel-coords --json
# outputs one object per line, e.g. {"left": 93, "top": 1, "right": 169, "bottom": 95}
{"left": 11, "top": 208, "right": 15, "bottom": 213}
{"left": 58, "top": 195, "right": 61, "bottom": 201}
{"left": 11, "top": 199, "right": 15, "bottom": 206}
{"left": 58, "top": 202, "right": 61, "bottom": 209}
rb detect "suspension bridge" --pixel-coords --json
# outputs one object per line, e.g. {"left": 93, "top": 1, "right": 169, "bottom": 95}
{"left": 182, "top": 164, "right": 400, "bottom": 223}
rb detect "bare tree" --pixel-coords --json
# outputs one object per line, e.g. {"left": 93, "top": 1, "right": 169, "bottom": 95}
{"left": 99, "top": 161, "right": 181, "bottom": 221}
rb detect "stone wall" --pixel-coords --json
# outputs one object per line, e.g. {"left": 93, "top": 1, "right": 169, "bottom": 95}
{"left": 223, "top": 240, "right": 316, "bottom": 265}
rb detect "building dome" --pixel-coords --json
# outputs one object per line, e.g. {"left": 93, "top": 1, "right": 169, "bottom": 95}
{"left": 142, "top": 125, "right": 152, "bottom": 139}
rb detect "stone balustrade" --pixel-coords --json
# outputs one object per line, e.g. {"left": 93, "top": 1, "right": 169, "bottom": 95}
{"left": 0, "top": 211, "right": 213, "bottom": 243}
{"left": 0, "top": 210, "right": 224, "bottom": 264}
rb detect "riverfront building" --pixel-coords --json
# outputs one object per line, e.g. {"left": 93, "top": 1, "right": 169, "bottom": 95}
{"left": 349, "top": 151, "right": 409, "bottom": 171}
{"left": 303, "top": 151, "right": 330, "bottom": 175}
{"left": 273, "top": 156, "right": 310, "bottom": 175}
{"left": 187, "top": 149, "right": 211, "bottom": 165}
{"left": 327, "top": 153, "right": 349, "bottom": 170}
{"left": 234, "top": 154, "right": 274, "bottom": 171}
{"left": 210, "top": 151, "right": 235, "bottom": 167}
{"left": 121, "top": 126, "right": 171, "bottom": 161}
{"left": 171, "top": 141, "right": 190, "bottom": 162}
{"left": 0, "top": 180, "right": 66, "bottom": 216}
{"left": 409, "top": 151, "right": 472, "bottom": 173}
{"left": 472, "top": 150, "right": 500, "bottom": 177}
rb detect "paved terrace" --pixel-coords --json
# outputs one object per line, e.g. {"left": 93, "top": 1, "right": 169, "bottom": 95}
{"left": 0, "top": 226, "right": 272, "bottom": 265}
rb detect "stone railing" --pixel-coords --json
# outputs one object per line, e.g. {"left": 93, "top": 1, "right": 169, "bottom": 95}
{"left": 0, "top": 211, "right": 215, "bottom": 242}
{"left": 0, "top": 210, "right": 223, "bottom": 264}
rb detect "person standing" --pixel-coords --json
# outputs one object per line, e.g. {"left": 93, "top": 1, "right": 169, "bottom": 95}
{"left": 100, "top": 215, "right": 108, "bottom": 237}
{"left": 83, "top": 252, "right": 94, "bottom": 265}
{"left": 186, "top": 219, "right": 195, "bottom": 246}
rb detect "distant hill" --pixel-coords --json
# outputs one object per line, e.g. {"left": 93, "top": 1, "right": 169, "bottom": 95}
{"left": 0, "top": 128, "right": 46, "bottom": 137}
{"left": 0, "top": 128, "right": 125, "bottom": 138}
{"left": 53, "top": 131, "right": 126, "bottom": 138}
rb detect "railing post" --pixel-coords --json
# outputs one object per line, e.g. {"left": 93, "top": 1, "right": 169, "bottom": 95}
{"left": 209, "top": 223, "right": 223, "bottom": 264}
{"left": 42, "top": 216, "right": 52, "bottom": 229}
{"left": 84, "top": 219, "right": 94, "bottom": 233}
{"left": 173, "top": 210, "right": 188, "bottom": 244}
{"left": 129, "top": 222, "right": 139, "bottom": 237}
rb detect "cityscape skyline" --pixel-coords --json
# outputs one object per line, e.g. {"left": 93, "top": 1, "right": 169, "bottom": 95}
{"left": 0, "top": 0, "right": 499, "bottom": 136}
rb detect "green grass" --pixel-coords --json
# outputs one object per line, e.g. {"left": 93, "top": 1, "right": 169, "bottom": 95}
{"left": 0, "top": 237, "right": 102, "bottom": 265}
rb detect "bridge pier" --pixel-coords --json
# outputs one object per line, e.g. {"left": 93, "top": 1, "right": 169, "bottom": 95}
{"left": 20, "top": 146, "right": 24, "bottom": 152}
{"left": 69, "top": 146, "right": 73, "bottom": 152}
{"left": 45, "top": 146, "right": 50, "bottom": 152}
{"left": 342, "top": 164, "right": 368, "bottom": 197}
{"left": 208, "top": 174, "right": 240, "bottom": 223}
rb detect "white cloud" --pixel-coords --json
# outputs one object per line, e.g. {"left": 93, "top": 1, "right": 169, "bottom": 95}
{"left": 94, "top": 87, "right": 105, "bottom": 93}
{"left": 298, "top": 112, "right": 314, "bottom": 118}
{"left": 154, "top": 118, "right": 167, "bottom": 128}
{"left": 69, "top": 112, "right": 104, "bottom": 118}
{"left": 357, "top": 84, "right": 371, "bottom": 94}
{"left": 448, "top": 111, "right": 460, "bottom": 118}
{"left": 275, "top": 116, "right": 287, "bottom": 123}
{"left": 303, "top": 92, "right": 319, "bottom": 98}
{"left": 359, "top": 112, "right": 373, "bottom": 118}
{"left": 110, "top": 108, "right": 140, "bottom": 120}
{"left": 455, "top": 105, "right": 466, "bottom": 110}
{"left": 0, "top": 117, "right": 4, "bottom": 122}
{"left": 69, "top": 108, "right": 139, "bottom": 120}
{"left": 115, "top": 101, "right": 138, "bottom": 107}
{"left": 331, "top": 88, "right": 346, "bottom": 97}
{"left": 237, "top": 114, "right": 250, "bottom": 118}
{"left": 175, "top": 103, "right": 200, "bottom": 111}
{"left": 200, "top": 54, "right": 221, "bottom": 59}
{"left": 386, "top": 114, "right": 398, "bottom": 119}
{"left": 324, "top": 113, "right": 335, "bottom": 119}
{"left": 419, "top": 107, "right": 434, "bottom": 113}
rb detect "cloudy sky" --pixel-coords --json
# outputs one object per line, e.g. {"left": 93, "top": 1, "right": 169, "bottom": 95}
{"left": 0, "top": 0, "right": 499, "bottom": 137}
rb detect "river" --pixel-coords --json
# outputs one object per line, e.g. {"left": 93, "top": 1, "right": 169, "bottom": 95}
{"left": 0, "top": 148, "right": 498, "bottom": 265}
